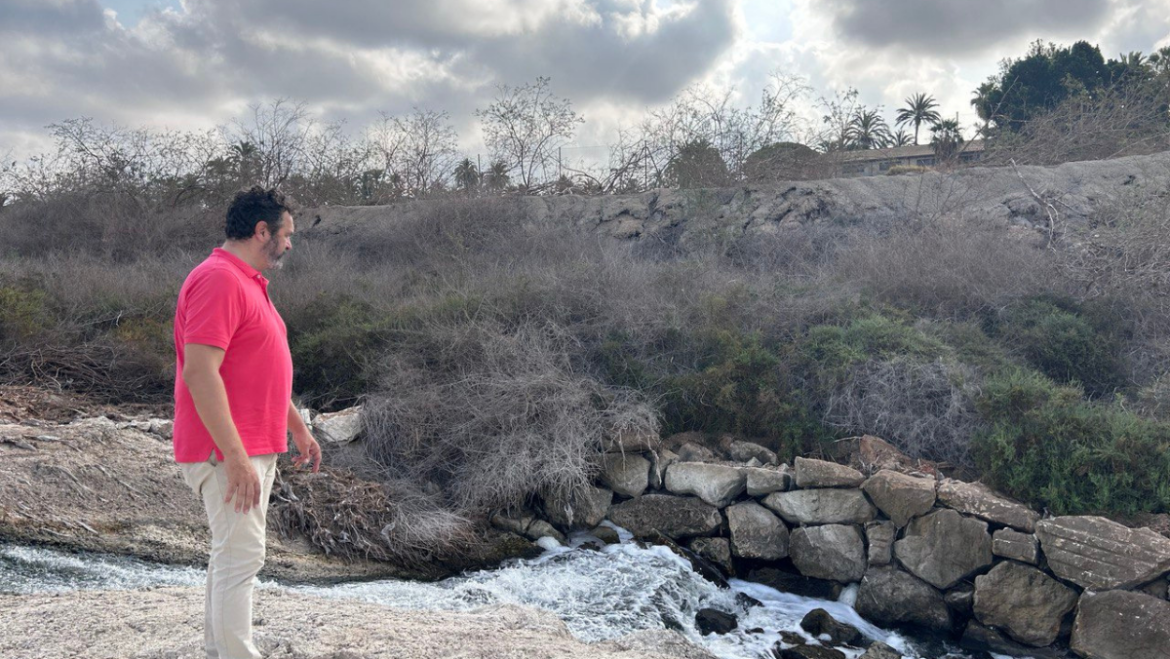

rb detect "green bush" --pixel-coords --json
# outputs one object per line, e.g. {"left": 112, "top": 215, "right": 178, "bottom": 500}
{"left": 0, "top": 283, "right": 50, "bottom": 342}
{"left": 991, "top": 297, "right": 1127, "bottom": 397}
{"left": 286, "top": 295, "right": 388, "bottom": 410}
{"left": 973, "top": 368, "right": 1170, "bottom": 515}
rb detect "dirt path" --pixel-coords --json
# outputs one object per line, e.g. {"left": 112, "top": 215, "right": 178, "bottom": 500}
{"left": 0, "top": 586, "right": 718, "bottom": 659}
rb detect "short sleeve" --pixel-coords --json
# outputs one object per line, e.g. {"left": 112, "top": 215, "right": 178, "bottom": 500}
{"left": 181, "top": 268, "right": 243, "bottom": 350}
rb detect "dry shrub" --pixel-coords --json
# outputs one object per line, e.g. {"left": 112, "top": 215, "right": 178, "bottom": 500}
{"left": 273, "top": 466, "right": 474, "bottom": 568}
{"left": 836, "top": 218, "right": 1060, "bottom": 318}
{"left": 982, "top": 76, "right": 1170, "bottom": 167}
{"left": 825, "top": 357, "right": 984, "bottom": 467}
{"left": 361, "top": 321, "right": 658, "bottom": 514}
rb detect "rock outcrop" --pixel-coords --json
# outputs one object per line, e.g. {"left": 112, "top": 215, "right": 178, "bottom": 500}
{"left": 894, "top": 509, "right": 993, "bottom": 589}
{"left": 1035, "top": 515, "right": 1170, "bottom": 590}
{"left": 1071, "top": 590, "right": 1170, "bottom": 659}
{"left": 973, "top": 561, "right": 1078, "bottom": 647}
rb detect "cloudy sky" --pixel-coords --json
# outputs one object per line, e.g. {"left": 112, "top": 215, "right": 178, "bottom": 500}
{"left": 2, "top": 0, "right": 1169, "bottom": 160}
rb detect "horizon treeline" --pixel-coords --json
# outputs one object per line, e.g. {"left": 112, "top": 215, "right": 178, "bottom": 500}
{"left": 1, "top": 39, "right": 1168, "bottom": 208}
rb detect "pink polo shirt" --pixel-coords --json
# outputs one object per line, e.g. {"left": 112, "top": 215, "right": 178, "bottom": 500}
{"left": 172, "top": 248, "right": 293, "bottom": 462}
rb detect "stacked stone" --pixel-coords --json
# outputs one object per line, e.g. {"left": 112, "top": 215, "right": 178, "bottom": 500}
{"left": 488, "top": 428, "right": 1170, "bottom": 659}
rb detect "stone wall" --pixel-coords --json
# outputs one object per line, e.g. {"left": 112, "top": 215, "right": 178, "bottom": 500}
{"left": 489, "top": 430, "right": 1170, "bottom": 659}
{"left": 306, "top": 150, "right": 1170, "bottom": 250}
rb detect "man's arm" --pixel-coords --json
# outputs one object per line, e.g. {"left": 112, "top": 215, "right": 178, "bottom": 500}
{"left": 182, "top": 343, "right": 261, "bottom": 513}
{"left": 287, "top": 401, "right": 322, "bottom": 473}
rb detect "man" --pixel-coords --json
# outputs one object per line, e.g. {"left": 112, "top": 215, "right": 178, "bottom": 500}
{"left": 173, "top": 186, "right": 322, "bottom": 659}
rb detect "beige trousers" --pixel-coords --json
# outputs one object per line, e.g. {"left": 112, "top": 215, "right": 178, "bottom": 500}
{"left": 181, "top": 452, "right": 279, "bottom": 659}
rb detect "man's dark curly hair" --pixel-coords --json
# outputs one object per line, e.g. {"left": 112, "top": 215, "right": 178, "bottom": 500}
{"left": 225, "top": 186, "right": 295, "bottom": 240}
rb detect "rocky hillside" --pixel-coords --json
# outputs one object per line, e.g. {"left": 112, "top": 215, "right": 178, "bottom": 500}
{"left": 306, "top": 150, "right": 1170, "bottom": 247}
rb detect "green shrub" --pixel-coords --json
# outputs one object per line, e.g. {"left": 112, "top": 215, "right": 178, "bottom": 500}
{"left": 286, "top": 295, "right": 388, "bottom": 410}
{"left": 973, "top": 368, "right": 1170, "bottom": 515}
{"left": 991, "top": 297, "right": 1127, "bottom": 397}
{"left": 0, "top": 284, "right": 50, "bottom": 342}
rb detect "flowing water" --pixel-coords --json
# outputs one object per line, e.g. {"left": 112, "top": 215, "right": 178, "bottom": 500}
{"left": 0, "top": 527, "right": 1006, "bottom": 659}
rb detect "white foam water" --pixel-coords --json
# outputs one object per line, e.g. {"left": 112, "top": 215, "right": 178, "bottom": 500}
{"left": 0, "top": 532, "right": 994, "bottom": 659}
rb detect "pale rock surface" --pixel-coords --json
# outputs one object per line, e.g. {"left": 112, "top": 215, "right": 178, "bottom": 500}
{"left": 1035, "top": 515, "right": 1170, "bottom": 590}
{"left": 894, "top": 509, "right": 992, "bottom": 590}
{"left": 936, "top": 479, "right": 1040, "bottom": 532}
{"left": 854, "top": 567, "right": 951, "bottom": 632}
{"left": 861, "top": 470, "right": 936, "bottom": 527}
{"left": 742, "top": 465, "right": 793, "bottom": 497}
{"left": 599, "top": 453, "right": 651, "bottom": 498}
{"left": 724, "top": 439, "right": 778, "bottom": 465}
{"left": 314, "top": 405, "right": 364, "bottom": 444}
{"left": 543, "top": 485, "right": 613, "bottom": 531}
{"left": 1071, "top": 590, "right": 1170, "bottom": 659}
{"left": 794, "top": 457, "right": 865, "bottom": 488}
{"left": 789, "top": 524, "right": 866, "bottom": 583}
{"left": 607, "top": 494, "right": 723, "bottom": 540}
{"left": 664, "top": 462, "right": 746, "bottom": 508}
{"left": 864, "top": 521, "right": 895, "bottom": 566}
{"left": 649, "top": 449, "right": 680, "bottom": 490}
{"left": 973, "top": 561, "right": 1077, "bottom": 647}
{"left": 761, "top": 489, "right": 876, "bottom": 526}
{"left": 726, "top": 501, "right": 789, "bottom": 560}
{"left": 604, "top": 426, "right": 661, "bottom": 453}
{"left": 991, "top": 528, "right": 1039, "bottom": 565}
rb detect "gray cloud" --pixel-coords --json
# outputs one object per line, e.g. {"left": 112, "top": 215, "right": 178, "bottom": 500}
{"left": 0, "top": 0, "right": 106, "bottom": 35}
{"left": 0, "top": 0, "right": 738, "bottom": 154}
{"left": 815, "top": 0, "right": 1112, "bottom": 55}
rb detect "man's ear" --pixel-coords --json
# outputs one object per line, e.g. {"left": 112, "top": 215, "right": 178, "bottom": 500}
{"left": 254, "top": 220, "right": 270, "bottom": 240}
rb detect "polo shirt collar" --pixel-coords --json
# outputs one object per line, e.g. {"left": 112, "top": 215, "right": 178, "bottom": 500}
{"left": 212, "top": 247, "right": 267, "bottom": 282}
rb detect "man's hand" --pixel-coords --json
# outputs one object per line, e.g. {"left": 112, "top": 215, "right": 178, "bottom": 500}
{"left": 291, "top": 428, "right": 322, "bottom": 473}
{"left": 224, "top": 454, "right": 262, "bottom": 514}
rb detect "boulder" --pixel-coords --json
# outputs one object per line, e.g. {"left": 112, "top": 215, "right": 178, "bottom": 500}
{"left": 743, "top": 465, "right": 794, "bottom": 497}
{"left": 599, "top": 453, "right": 651, "bottom": 498}
{"left": 695, "top": 608, "right": 737, "bottom": 636}
{"left": 607, "top": 494, "right": 723, "bottom": 540}
{"left": 489, "top": 509, "right": 535, "bottom": 536}
{"left": 775, "top": 646, "right": 846, "bottom": 659}
{"left": 524, "top": 520, "right": 567, "bottom": 545}
{"left": 944, "top": 583, "right": 975, "bottom": 620}
{"left": 591, "top": 525, "right": 621, "bottom": 545}
{"left": 858, "top": 642, "right": 902, "bottom": 659}
{"left": 689, "top": 538, "right": 734, "bottom": 577}
{"left": 894, "top": 509, "right": 992, "bottom": 589}
{"left": 604, "top": 426, "right": 660, "bottom": 453}
{"left": 1035, "top": 515, "right": 1170, "bottom": 590}
{"left": 649, "top": 449, "right": 679, "bottom": 490}
{"left": 794, "top": 457, "right": 865, "bottom": 488}
{"left": 745, "top": 567, "right": 843, "bottom": 600}
{"left": 936, "top": 479, "right": 1040, "bottom": 532}
{"left": 861, "top": 470, "right": 936, "bottom": 527}
{"left": 855, "top": 567, "right": 951, "bottom": 632}
{"left": 761, "top": 489, "right": 877, "bottom": 526}
{"left": 799, "top": 608, "right": 863, "bottom": 646}
{"left": 314, "top": 406, "right": 363, "bottom": 444}
{"left": 727, "top": 501, "right": 790, "bottom": 560}
{"left": 664, "top": 462, "right": 747, "bottom": 508}
{"left": 991, "top": 529, "right": 1039, "bottom": 565}
{"left": 865, "top": 521, "right": 895, "bottom": 566}
{"left": 1139, "top": 577, "right": 1169, "bottom": 601}
{"left": 790, "top": 525, "right": 866, "bottom": 584}
{"left": 725, "top": 439, "right": 778, "bottom": 465}
{"left": 677, "top": 442, "right": 719, "bottom": 463}
{"left": 542, "top": 484, "right": 613, "bottom": 531}
{"left": 973, "top": 561, "right": 1078, "bottom": 647}
{"left": 960, "top": 622, "right": 1068, "bottom": 659}
{"left": 1071, "top": 590, "right": 1170, "bottom": 659}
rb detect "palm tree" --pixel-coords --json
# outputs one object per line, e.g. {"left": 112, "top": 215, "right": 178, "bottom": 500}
{"left": 895, "top": 93, "right": 941, "bottom": 145}
{"left": 453, "top": 158, "right": 479, "bottom": 194}
{"left": 846, "top": 109, "right": 893, "bottom": 150}
{"left": 890, "top": 128, "right": 914, "bottom": 147}
{"left": 930, "top": 119, "right": 965, "bottom": 161}
{"left": 971, "top": 81, "right": 998, "bottom": 129}
{"left": 1149, "top": 46, "right": 1170, "bottom": 75}
{"left": 486, "top": 160, "right": 510, "bottom": 190}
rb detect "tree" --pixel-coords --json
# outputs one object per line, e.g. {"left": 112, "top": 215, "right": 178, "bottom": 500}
{"left": 743, "top": 141, "right": 820, "bottom": 181}
{"left": 895, "top": 93, "right": 941, "bottom": 145}
{"left": 665, "top": 138, "right": 729, "bottom": 188}
{"left": 485, "top": 160, "right": 510, "bottom": 191}
{"left": 368, "top": 109, "right": 459, "bottom": 197}
{"left": 226, "top": 99, "right": 314, "bottom": 187}
{"left": 475, "top": 77, "right": 583, "bottom": 190}
{"left": 890, "top": 129, "right": 914, "bottom": 147}
{"left": 846, "top": 108, "right": 893, "bottom": 150}
{"left": 930, "top": 118, "right": 965, "bottom": 161}
{"left": 453, "top": 158, "right": 479, "bottom": 194}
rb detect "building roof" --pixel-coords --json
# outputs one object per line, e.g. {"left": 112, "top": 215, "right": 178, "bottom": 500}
{"left": 835, "top": 140, "right": 986, "bottom": 163}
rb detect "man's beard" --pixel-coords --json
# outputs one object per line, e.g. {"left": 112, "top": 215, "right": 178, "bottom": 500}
{"left": 263, "top": 235, "right": 285, "bottom": 270}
